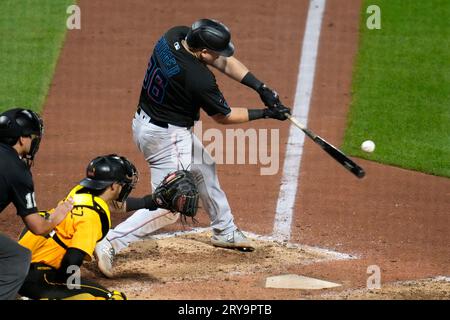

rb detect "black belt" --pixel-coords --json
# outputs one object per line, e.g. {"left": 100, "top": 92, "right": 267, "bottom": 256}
{"left": 137, "top": 107, "right": 169, "bottom": 128}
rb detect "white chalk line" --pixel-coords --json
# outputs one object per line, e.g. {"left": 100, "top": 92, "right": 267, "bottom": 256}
{"left": 144, "top": 227, "right": 356, "bottom": 261}
{"left": 319, "top": 275, "right": 450, "bottom": 299}
{"left": 273, "top": 0, "right": 327, "bottom": 241}
{"left": 433, "top": 276, "right": 450, "bottom": 282}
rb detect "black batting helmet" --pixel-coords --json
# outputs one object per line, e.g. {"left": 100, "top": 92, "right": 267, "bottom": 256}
{"left": 80, "top": 154, "right": 138, "bottom": 202}
{"left": 0, "top": 108, "right": 44, "bottom": 165}
{"left": 186, "top": 18, "right": 235, "bottom": 57}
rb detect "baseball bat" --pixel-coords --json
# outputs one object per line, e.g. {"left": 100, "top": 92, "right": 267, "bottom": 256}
{"left": 286, "top": 114, "right": 365, "bottom": 178}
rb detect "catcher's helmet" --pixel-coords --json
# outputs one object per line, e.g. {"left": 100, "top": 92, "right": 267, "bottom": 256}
{"left": 80, "top": 154, "right": 138, "bottom": 202}
{"left": 0, "top": 108, "right": 44, "bottom": 165}
{"left": 186, "top": 18, "right": 234, "bottom": 57}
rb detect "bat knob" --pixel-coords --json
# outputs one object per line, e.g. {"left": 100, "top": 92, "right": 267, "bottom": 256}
{"left": 356, "top": 169, "right": 366, "bottom": 178}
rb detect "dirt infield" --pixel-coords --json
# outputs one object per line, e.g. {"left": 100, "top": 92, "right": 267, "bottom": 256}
{"left": 82, "top": 231, "right": 353, "bottom": 299}
{"left": 1, "top": 0, "right": 448, "bottom": 299}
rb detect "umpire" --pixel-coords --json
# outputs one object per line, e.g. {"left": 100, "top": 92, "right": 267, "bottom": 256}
{"left": 0, "top": 108, "right": 73, "bottom": 300}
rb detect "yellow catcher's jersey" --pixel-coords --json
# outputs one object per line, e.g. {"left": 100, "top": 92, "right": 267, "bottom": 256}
{"left": 19, "top": 185, "right": 111, "bottom": 269}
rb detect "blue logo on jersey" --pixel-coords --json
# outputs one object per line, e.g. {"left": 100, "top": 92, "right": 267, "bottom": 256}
{"left": 142, "top": 37, "right": 180, "bottom": 104}
{"left": 154, "top": 37, "right": 180, "bottom": 77}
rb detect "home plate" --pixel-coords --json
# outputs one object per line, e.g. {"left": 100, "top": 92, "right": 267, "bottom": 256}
{"left": 265, "top": 274, "right": 342, "bottom": 290}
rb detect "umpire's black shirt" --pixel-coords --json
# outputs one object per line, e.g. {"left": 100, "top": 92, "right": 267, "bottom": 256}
{"left": 0, "top": 143, "right": 38, "bottom": 217}
{"left": 139, "top": 26, "right": 231, "bottom": 128}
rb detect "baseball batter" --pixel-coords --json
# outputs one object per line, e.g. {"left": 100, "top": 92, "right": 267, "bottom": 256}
{"left": 95, "top": 18, "right": 290, "bottom": 278}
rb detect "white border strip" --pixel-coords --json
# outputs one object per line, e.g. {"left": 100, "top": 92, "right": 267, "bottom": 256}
{"left": 244, "top": 231, "right": 356, "bottom": 260}
{"left": 273, "top": 0, "right": 327, "bottom": 241}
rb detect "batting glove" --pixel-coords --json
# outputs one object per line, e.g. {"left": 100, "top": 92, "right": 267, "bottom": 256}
{"left": 263, "top": 104, "right": 291, "bottom": 121}
{"left": 257, "top": 84, "right": 281, "bottom": 108}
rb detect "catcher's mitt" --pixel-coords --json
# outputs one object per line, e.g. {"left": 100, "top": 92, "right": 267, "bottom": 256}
{"left": 152, "top": 170, "right": 199, "bottom": 217}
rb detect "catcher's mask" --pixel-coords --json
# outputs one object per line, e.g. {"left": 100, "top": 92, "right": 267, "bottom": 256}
{"left": 186, "top": 18, "right": 234, "bottom": 57}
{"left": 79, "top": 154, "right": 138, "bottom": 202}
{"left": 0, "top": 108, "right": 44, "bottom": 168}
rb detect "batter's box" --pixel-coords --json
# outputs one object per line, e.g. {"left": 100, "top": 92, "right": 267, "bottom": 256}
{"left": 110, "top": 229, "right": 356, "bottom": 283}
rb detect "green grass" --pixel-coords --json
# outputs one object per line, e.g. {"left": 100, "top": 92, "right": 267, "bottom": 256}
{"left": 0, "top": 0, "right": 74, "bottom": 113}
{"left": 342, "top": 0, "right": 450, "bottom": 177}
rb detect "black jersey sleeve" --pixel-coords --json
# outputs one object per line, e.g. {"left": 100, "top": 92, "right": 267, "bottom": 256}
{"left": 192, "top": 74, "right": 231, "bottom": 117}
{"left": 10, "top": 172, "right": 38, "bottom": 217}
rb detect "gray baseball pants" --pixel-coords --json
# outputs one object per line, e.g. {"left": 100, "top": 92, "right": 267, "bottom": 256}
{"left": 0, "top": 233, "right": 31, "bottom": 300}
{"left": 106, "top": 109, "right": 237, "bottom": 253}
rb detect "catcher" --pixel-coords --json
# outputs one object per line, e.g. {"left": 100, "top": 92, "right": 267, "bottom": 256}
{"left": 18, "top": 154, "right": 198, "bottom": 300}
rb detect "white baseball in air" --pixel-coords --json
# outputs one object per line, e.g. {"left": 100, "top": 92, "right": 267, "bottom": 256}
{"left": 361, "top": 140, "right": 375, "bottom": 153}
